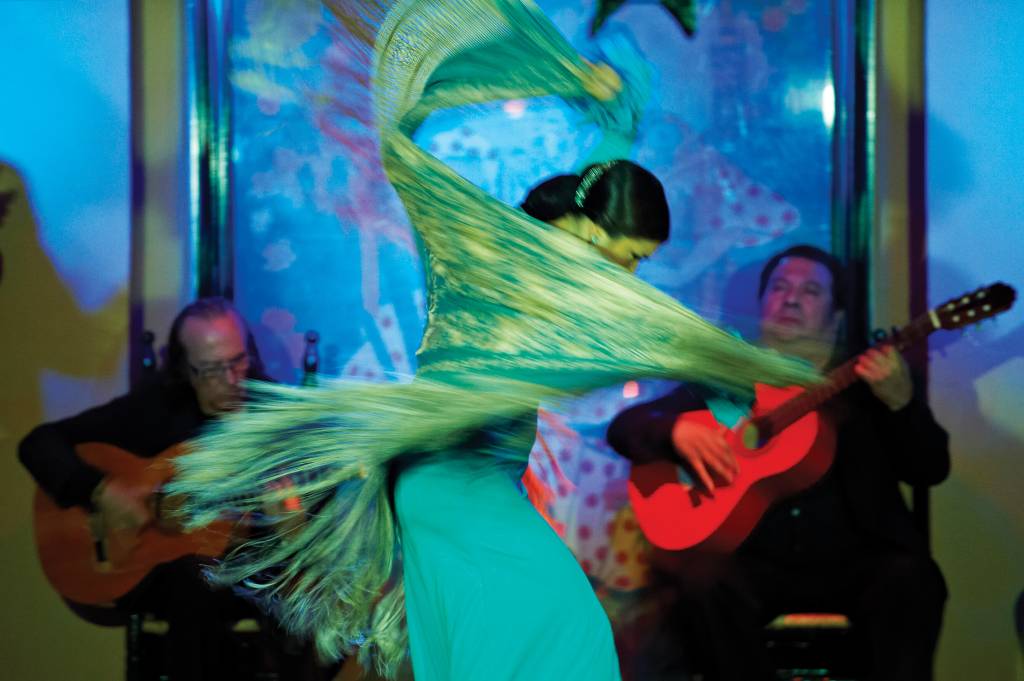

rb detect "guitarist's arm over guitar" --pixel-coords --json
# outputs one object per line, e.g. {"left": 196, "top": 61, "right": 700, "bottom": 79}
{"left": 607, "top": 383, "right": 713, "bottom": 471}
{"left": 18, "top": 381, "right": 222, "bottom": 605}
{"left": 19, "top": 381, "right": 204, "bottom": 511}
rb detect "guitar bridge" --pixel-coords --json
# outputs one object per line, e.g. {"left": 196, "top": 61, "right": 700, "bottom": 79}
{"left": 88, "top": 513, "right": 112, "bottom": 570}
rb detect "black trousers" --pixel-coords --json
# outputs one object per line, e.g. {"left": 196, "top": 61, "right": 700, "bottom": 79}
{"left": 646, "top": 547, "right": 947, "bottom": 681}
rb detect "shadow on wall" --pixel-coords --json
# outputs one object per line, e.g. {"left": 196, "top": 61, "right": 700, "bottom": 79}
{"left": 0, "top": 177, "right": 15, "bottom": 284}
{"left": 927, "top": 258, "right": 1023, "bottom": 453}
{"left": 926, "top": 113, "right": 975, "bottom": 223}
{"left": 0, "top": 160, "right": 127, "bottom": 678}
{"left": 0, "top": 160, "right": 128, "bottom": 454}
{"left": 926, "top": 258, "right": 1024, "bottom": 680}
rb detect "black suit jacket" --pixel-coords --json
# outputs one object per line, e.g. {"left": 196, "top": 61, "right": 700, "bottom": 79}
{"left": 18, "top": 380, "right": 210, "bottom": 509}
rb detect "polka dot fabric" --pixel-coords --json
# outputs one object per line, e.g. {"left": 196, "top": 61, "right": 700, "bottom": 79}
{"left": 528, "top": 383, "right": 665, "bottom": 593}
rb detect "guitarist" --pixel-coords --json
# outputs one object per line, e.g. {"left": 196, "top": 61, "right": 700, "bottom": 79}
{"left": 607, "top": 245, "right": 950, "bottom": 681}
{"left": 18, "top": 297, "right": 316, "bottom": 680}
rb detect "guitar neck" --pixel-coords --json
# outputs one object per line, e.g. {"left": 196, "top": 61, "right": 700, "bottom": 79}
{"left": 757, "top": 311, "right": 938, "bottom": 437}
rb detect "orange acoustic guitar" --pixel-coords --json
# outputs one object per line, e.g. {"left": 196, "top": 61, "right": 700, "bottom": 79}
{"left": 628, "top": 282, "right": 1016, "bottom": 552}
{"left": 33, "top": 442, "right": 235, "bottom": 605}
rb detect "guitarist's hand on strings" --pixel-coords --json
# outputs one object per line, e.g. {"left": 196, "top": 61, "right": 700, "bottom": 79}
{"left": 264, "top": 476, "right": 307, "bottom": 541}
{"left": 670, "top": 418, "right": 739, "bottom": 492}
{"left": 855, "top": 345, "right": 913, "bottom": 412}
{"left": 91, "top": 477, "right": 153, "bottom": 532}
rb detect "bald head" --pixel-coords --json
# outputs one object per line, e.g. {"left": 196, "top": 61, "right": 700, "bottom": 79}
{"left": 180, "top": 311, "right": 249, "bottom": 414}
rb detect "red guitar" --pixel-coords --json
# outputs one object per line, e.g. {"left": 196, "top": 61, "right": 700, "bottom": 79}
{"left": 628, "top": 282, "right": 1016, "bottom": 552}
{"left": 33, "top": 443, "right": 235, "bottom": 605}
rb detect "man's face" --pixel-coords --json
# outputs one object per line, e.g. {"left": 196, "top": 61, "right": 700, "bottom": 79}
{"left": 180, "top": 313, "right": 249, "bottom": 415}
{"left": 759, "top": 256, "right": 840, "bottom": 350}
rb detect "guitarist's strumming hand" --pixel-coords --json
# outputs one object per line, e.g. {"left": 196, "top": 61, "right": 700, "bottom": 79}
{"left": 91, "top": 477, "right": 154, "bottom": 532}
{"left": 265, "top": 476, "right": 307, "bottom": 541}
{"left": 854, "top": 345, "right": 912, "bottom": 412}
{"left": 670, "top": 418, "right": 739, "bottom": 493}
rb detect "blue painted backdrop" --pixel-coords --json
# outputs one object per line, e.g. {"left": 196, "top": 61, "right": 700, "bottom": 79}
{"left": 226, "top": 0, "right": 838, "bottom": 595}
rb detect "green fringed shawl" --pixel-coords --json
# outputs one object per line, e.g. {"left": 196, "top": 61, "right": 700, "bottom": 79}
{"left": 168, "top": 1, "right": 817, "bottom": 677}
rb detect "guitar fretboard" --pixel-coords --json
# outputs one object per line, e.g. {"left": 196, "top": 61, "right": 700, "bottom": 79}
{"left": 755, "top": 312, "right": 937, "bottom": 438}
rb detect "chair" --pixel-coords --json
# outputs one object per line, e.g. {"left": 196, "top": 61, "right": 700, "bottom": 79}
{"left": 762, "top": 483, "right": 932, "bottom": 681}
{"left": 126, "top": 611, "right": 293, "bottom": 681}
{"left": 764, "top": 612, "right": 862, "bottom": 680}
{"left": 60, "top": 600, "right": 157, "bottom": 681}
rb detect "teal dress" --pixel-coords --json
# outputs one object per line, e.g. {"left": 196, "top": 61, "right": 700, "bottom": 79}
{"left": 168, "top": 1, "right": 815, "bottom": 678}
{"left": 396, "top": 421, "right": 618, "bottom": 680}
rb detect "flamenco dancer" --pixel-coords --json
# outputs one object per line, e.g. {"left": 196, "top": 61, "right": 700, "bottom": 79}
{"left": 168, "top": 1, "right": 814, "bottom": 679}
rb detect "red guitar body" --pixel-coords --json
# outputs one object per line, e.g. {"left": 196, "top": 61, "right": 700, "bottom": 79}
{"left": 33, "top": 443, "right": 233, "bottom": 605}
{"left": 626, "top": 282, "right": 1017, "bottom": 552}
{"left": 627, "top": 384, "right": 836, "bottom": 552}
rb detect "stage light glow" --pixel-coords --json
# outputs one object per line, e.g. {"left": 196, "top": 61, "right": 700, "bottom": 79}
{"left": 821, "top": 80, "right": 835, "bottom": 129}
{"left": 783, "top": 78, "right": 835, "bottom": 130}
{"left": 622, "top": 381, "right": 639, "bottom": 399}
{"left": 503, "top": 99, "right": 527, "bottom": 119}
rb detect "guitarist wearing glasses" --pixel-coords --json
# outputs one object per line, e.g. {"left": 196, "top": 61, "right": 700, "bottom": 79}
{"left": 608, "top": 245, "right": 951, "bottom": 681}
{"left": 19, "top": 297, "right": 321, "bottom": 680}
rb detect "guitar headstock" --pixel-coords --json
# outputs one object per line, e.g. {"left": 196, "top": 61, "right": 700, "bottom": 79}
{"left": 932, "top": 282, "right": 1016, "bottom": 330}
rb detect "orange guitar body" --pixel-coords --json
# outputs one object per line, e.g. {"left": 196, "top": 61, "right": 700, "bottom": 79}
{"left": 33, "top": 443, "right": 233, "bottom": 605}
{"left": 627, "top": 384, "right": 836, "bottom": 552}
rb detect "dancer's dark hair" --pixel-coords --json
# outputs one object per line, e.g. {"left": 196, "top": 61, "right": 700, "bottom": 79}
{"left": 520, "top": 160, "right": 670, "bottom": 243}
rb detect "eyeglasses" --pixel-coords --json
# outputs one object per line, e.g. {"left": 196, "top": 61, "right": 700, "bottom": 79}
{"left": 189, "top": 352, "right": 250, "bottom": 382}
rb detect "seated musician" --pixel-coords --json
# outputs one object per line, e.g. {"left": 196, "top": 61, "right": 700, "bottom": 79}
{"left": 19, "top": 297, "right": 322, "bottom": 680}
{"left": 607, "top": 245, "right": 950, "bottom": 681}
